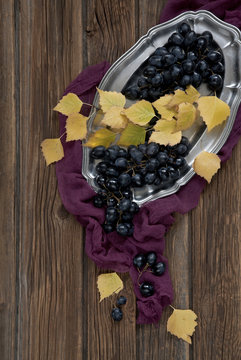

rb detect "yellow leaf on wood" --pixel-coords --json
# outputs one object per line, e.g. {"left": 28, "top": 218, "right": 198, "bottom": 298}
{"left": 193, "top": 151, "right": 221, "bottom": 183}
{"left": 197, "top": 96, "right": 230, "bottom": 132}
{"left": 149, "top": 130, "right": 182, "bottom": 146}
{"left": 168, "top": 85, "right": 200, "bottom": 108}
{"left": 65, "top": 113, "right": 88, "bottom": 142}
{"left": 84, "top": 128, "right": 116, "bottom": 148}
{"left": 167, "top": 308, "right": 198, "bottom": 344}
{"left": 176, "top": 102, "right": 196, "bottom": 131}
{"left": 124, "top": 100, "right": 156, "bottom": 126}
{"left": 118, "top": 123, "right": 146, "bottom": 146}
{"left": 97, "top": 272, "right": 123, "bottom": 302}
{"left": 97, "top": 88, "right": 126, "bottom": 112}
{"left": 53, "top": 93, "right": 83, "bottom": 115}
{"left": 153, "top": 95, "right": 177, "bottom": 120}
{"left": 101, "top": 106, "right": 128, "bottom": 130}
{"left": 41, "top": 138, "right": 64, "bottom": 166}
{"left": 154, "top": 119, "right": 177, "bottom": 133}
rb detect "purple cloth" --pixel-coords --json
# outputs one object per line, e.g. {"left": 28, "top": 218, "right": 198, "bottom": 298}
{"left": 56, "top": 0, "right": 241, "bottom": 324}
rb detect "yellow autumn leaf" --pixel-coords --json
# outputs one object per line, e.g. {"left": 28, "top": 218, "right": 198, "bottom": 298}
{"left": 93, "top": 109, "right": 104, "bottom": 127}
{"left": 53, "top": 93, "right": 83, "bottom": 115}
{"left": 65, "top": 113, "right": 88, "bottom": 142}
{"left": 167, "top": 308, "right": 198, "bottom": 344}
{"left": 41, "top": 138, "right": 64, "bottom": 166}
{"left": 176, "top": 102, "right": 196, "bottom": 131}
{"left": 101, "top": 106, "right": 128, "bottom": 130}
{"left": 84, "top": 128, "right": 116, "bottom": 148}
{"left": 153, "top": 95, "right": 177, "bottom": 120}
{"left": 97, "top": 88, "right": 126, "bottom": 113}
{"left": 193, "top": 151, "right": 221, "bottom": 183}
{"left": 168, "top": 85, "right": 200, "bottom": 108}
{"left": 149, "top": 130, "right": 182, "bottom": 146}
{"left": 124, "top": 100, "right": 156, "bottom": 126}
{"left": 118, "top": 123, "right": 146, "bottom": 146}
{"left": 197, "top": 96, "right": 230, "bottom": 132}
{"left": 97, "top": 272, "right": 123, "bottom": 302}
{"left": 154, "top": 119, "right": 177, "bottom": 133}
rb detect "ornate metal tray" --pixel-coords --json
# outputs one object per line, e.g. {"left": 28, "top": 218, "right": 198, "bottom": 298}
{"left": 82, "top": 10, "right": 241, "bottom": 205}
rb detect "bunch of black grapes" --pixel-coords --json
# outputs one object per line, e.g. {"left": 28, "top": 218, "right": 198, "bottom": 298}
{"left": 91, "top": 135, "right": 190, "bottom": 236}
{"left": 123, "top": 22, "right": 224, "bottom": 102}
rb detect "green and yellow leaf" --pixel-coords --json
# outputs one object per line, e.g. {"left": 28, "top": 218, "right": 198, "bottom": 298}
{"left": 149, "top": 130, "right": 182, "bottom": 146}
{"left": 53, "top": 93, "right": 83, "bottom": 115}
{"left": 124, "top": 100, "right": 156, "bottom": 126}
{"left": 84, "top": 128, "right": 116, "bottom": 148}
{"left": 168, "top": 85, "right": 200, "bottom": 108}
{"left": 197, "top": 96, "right": 230, "bottom": 132}
{"left": 41, "top": 138, "right": 64, "bottom": 166}
{"left": 97, "top": 272, "right": 123, "bottom": 302}
{"left": 65, "top": 113, "right": 88, "bottom": 142}
{"left": 167, "top": 308, "right": 198, "bottom": 344}
{"left": 176, "top": 102, "right": 196, "bottom": 131}
{"left": 193, "top": 151, "right": 221, "bottom": 183}
{"left": 154, "top": 119, "right": 177, "bottom": 133}
{"left": 118, "top": 123, "right": 146, "bottom": 146}
{"left": 97, "top": 88, "right": 126, "bottom": 112}
{"left": 101, "top": 106, "right": 128, "bottom": 130}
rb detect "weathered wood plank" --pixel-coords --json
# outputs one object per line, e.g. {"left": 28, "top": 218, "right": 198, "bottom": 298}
{"left": 83, "top": 1, "right": 137, "bottom": 359}
{"left": 0, "top": 1, "right": 17, "bottom": 359}
{"left": 18, "top": 1, "right": 84, "bottom": 359}
{"left": 191, "top": 140, "right": 241, "bottom": 360}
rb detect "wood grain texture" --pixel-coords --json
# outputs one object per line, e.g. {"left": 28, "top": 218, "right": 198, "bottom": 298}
{"left": 0, "top": 0, "right": 240, "bottom": 359}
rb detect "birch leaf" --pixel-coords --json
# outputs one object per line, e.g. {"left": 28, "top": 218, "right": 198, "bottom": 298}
{"left": 153, "top": 95, "right": 177, "bottom": 120}
{"left": 154, "top": 119, "right": 177, "bottom": 133}
{"left": 41, "top": 138, "right": 64, "bottom": 166}
{"left": 124, "top": 100, "right": 156, "bottom": 126}
{"left": 65, "top": 113, "right": 88, "bottom": 141}
{"left": 167, "top": 308, "right": 198, "bottom": 344}
{"left": 176, "top": 103, "right": 196, "bottom": 131}
{"left": 197, "top": 96, "right": 230, "bottom": 132}
{"left": 53, "top": 93, "right": 83, "bottom": 115}
{"left": 149, "top": 130, "right": 182, "bottom": 146}
{"left": 97, "top": 272, "right": 123, "bottom": 302}
{"left": 101, "top": 106, "right": 128, "bottom": 130}
{"left": 84, "top": 128, "right": 116, "bottom": 148}
{"left": 168, "top": 85, "right": 200, "bottom": 107}
{"left": 118, "top": 123, "right": 146, "bottom": 146}
{"left": 193, "top": 151, "right": 221, "bottom": 183}
{"left": 98, "top": 89, "right": 126, "bottom": 112}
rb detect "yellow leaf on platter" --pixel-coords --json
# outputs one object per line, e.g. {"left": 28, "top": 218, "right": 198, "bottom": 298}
{"left": 124, "top": 100, "right": 156, "bottom": 126}
{"left": 197, "top": 96, "right": 230, "bottom": 132}
{"left": 167, "top": 308, "right": 198, "bottom": 344}
{"left": 65, "top": 113, "right": 88, "bottom": 142}
{"left": 154, "top": 119, "right": 177, "bottom": 133}
{"left": 93, "top": 109, "right": 104, "bottom": 127}
{"left": 84, "top": 128, "right": 116, "bottom": 148}
{"left": 97, "top": 272, "right": 123, "bottom": 302}
{"left": 193, "top": 151, "right": 221, "bottom": 183}
{"left": 176, "top": 102, "right": 196, "bottom": 131}
{"left": 118, "top": 123, "right": 146, "bottom": 146}
{"left": 97, "top": 88, "right": 126, "bottom": 112}
{"left": 101, "top": 106, "right": 128, "bottom": 130}
{"left": 149, "top": 130, "right": 182, "bottom": 146}
{"left": 41, "top": 138, "right": 64, "bottom": 166}
{"left": 168, "top": 85, "right": 200, "bottom": 108}
{"left": 53, "top": 93, "right": 83, "bottom": 115}
{"left": 153, "top": 95, "right": 177, "bottom": 120}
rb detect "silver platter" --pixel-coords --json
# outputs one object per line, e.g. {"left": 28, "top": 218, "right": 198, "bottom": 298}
{"left": 82, "top": 10, "right": 241, "bottom": 206}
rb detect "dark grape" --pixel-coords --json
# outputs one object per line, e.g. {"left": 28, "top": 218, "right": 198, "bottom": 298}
{"left": 143, "top": 66, "right": 157, "bottom": 78}
{"left": 157, "top": 151, "right": 168, "bottom": 165}
{"left": 132, "top": 173, "right": 144, "bottom": 187}
{"left": 147, "top": 142, "right": 159, "bottom": 156}
{"left": 95, "top": 174, "right": 107, "bottom": 188}
{"left": 107, "top": 197, "right": 117, "bottom": 207}
{"left": 182, "top": 59, "right": 195, "bottom": 74}
{"left": 106, "top": 178, "right": 119, "bottom": 192}
{"left": 152, "top": 261, "right": 166, "bottom": 276}
{"left": 177, "top": 22, "right": 191, "bottom": 36}
{"left": 133, "top": 253, "right": 146, "bottom": 269}
{"left": 146, "top": 158, "right": 159, "bottom": 171}
{"left": 140, "top": 282, "right": 154, "bottom": 297}
{"left": 122, "top": 211, "right": 133, "bottom": 222}
{"left": 118, "top": 198, "right": 132, "bottom": 211}
{"left": 103, "top": 223, "right": 115, "bottom": 233}
{"left": 208, "top": 74, "right": 223, "bottom": 91}
{"left": 207, "top": 50, "right": 222, "bottom": 63}
{"left": 118, "top": 173, "right": 131, "bottom": 188}
{"left": 211, "top": 62, "right": 224, "bottom": 74}
{"left": 183, "top": 31, "right": 197, "bottom": 48}
{"left": 192, "top": 72, "right": 202, "bottom": 88}
{"left": 196, "top": 36, "right": 207, "bottom": 52}
{"left": 144, "top": 172, "right": 156, "bottom": 185}
{"left": 96, "top": 161, "right": 108, "bottom": 174}
{"left": 93, "top": 195, "right": 104, "bottom": 208}
{"left": 117, "top": 223, "right": 130, "bottom": 236}
{"left": 137, "top": 77, "right": 149, "bottom": 88}
{"left": 106, "top": 167, "right": 119, "bottom": 178}
{"left": 146, "top": 252, "right": 157, "bottom": 266}
{"left": 129, "top": 202, "right": 139, "bottom": 214}
{"left": 124, "top": 86, "right": 140, "bottom": 100}
{"left": 162, "top": 54, "right": 177, "bottom": 67}
{"left": 186, "top": 51, "right": 198, "bottom": 62}
{"left": 90, "top": 146, "right": 106, "bottom": 159}
{"left": 154, "top": 46, "right": 168, "bottom": 56}
{"left": 180, "top": 74, "right": 192, "bottom": 87}
{"left": 122, "top": 188, "right": 133, "bottom": 199}
{"left": 170, "top": 46, "right": 185, "bottom": 60}
{"left": 114, "top": 157, "right": 128, "bottom": 170}
{"left": 111, "top": 307, "right": 123, "bottom": 321}
{"left": 117, "top": 296, "right": 127, "bottom": 306}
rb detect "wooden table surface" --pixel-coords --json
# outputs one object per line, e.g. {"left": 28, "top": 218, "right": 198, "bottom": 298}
{"left": 1, "top": 1, "right": 240, "bottom": 359}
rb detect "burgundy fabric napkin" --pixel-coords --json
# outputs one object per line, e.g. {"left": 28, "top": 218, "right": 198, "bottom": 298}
{"left": 56, "top": 0, "right": 241, "bottom": 324}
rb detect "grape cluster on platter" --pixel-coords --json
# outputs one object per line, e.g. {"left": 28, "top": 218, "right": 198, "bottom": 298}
{"left": 91, "top": 136, "right": 190, "bottom": 235}
{"left": 111, "top": 295, "right": 127, "bottom": 321}
{"left": 123, "top": 22, "right": 225, "bottom": 102}
{"left": 134, "top": 251, "right": 166, "bottom": 297}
